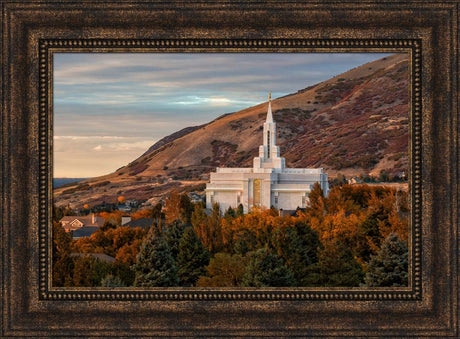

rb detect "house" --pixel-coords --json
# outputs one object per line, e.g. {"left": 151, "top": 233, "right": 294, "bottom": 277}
{"left": 348, "top": 177, "right": 363, "bottom": 184}
{"left": 60, "top": 213, "right": 104, "bottom": 232}
{"left": 188, "top": 192, "right": 205, "bottom": 203}
{"left": 117, "top": 204, "right": 132, "bottom": 212}
{"left": 206, "top": 93, "right": 329, "bottom": 214}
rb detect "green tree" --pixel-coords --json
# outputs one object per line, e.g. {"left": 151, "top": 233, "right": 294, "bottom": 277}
{"left": 164, "top": 219, "right": 186, "bottom": 260}
{"left": 303, "top": 240, "right": 364, "bottom": 287}
{"left": 271, "top": 222, "right": 321, "bottom": 286}
{"left": 236, "top": 204, "right": 244, "bottom": 217}
{"left": 242, "top": 248, "right": 295, "bottom": 287}
{"left": 52, "top": 204, "right": 73, "bottom": 223}
{"left": 364, "top": 233, "right": 408, "bottom": 287}
{"left": 101, "top": 274, "right": 126, "bottom": 287}
{"left": 197, "top": 252, "right": 247, "bottom": 287}
{"left": 52, "top": 221, "right": 74, "bottom": 286}
{"left": 132, "top": 227, "right": 179, "bottom": 287}
{"left": 224, "top": 206, "right": 236, "bottom": 220}
{"left": 176, "top": 227, "right": 210, "bottom": 286}
{"left": 71, "top": 255, "right": 113, "bottom": 287}
{"left": 179, "top": 193, "right": 194, "bottom": 224}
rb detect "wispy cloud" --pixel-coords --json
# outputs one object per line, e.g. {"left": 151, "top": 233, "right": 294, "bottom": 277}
{"left": 54, "top": 52, "right": 395, "bottom": 177}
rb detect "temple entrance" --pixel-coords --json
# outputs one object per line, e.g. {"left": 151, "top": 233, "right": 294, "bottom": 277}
{"left": 253, "top": 179, "right": 261, "bottom": 206}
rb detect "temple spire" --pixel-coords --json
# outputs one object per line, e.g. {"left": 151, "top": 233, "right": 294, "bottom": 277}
{"left": 266, "top": 92, "right": 273, "bottom": 123}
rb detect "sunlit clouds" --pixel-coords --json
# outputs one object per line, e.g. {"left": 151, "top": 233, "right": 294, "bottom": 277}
{"left": 54, "top": 53, "right": 392, "bottom": 177}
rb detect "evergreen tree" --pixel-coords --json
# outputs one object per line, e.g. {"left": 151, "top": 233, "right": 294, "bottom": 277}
{"left": 179, "top": 193, "right": 194, "bottom": 224}
{"left": 133, "top": 227, "right": 179, "bottom": 287}
{"left": 242, "top": 248, "right": 295, "bottom": 287}
{"left": 71, "top": 255, "right": 113, "bottom": 287}
{"left": 164, "top": 219, "right": 186, "bottom": 260}
{"left": 236, "top": 204, "right": 244, "bottom": 217}
{"left": 101, "top": 274, "right": 126, "bottom": 287}
{"left": 364, "top": 233, "right": 408, "bottom": 287}
{"left": 272, "top": 222, "right": 321, "bottom": 286}
{"left": 224, "top": 206, "right": 236, "bottom": 220}
{"left": 176, "top": 227, "right": 210, "bottom": 286}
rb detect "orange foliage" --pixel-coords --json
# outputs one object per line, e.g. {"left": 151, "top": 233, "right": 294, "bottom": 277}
{"left": 98, "top": 210, "right": 124, "bottom": 226}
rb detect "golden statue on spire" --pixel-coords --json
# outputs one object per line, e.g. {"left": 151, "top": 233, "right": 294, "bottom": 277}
{"left": 269, "top": 91, "right": 271, "bottom": 100}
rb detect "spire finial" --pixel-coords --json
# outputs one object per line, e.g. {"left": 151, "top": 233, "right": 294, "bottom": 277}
{"left": 266, "top": 92, "right": 273, "bottom": 123}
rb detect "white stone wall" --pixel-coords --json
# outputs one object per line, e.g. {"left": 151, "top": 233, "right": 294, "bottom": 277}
{"left": 275, "top": 192, "right": 306, "bottom": 211}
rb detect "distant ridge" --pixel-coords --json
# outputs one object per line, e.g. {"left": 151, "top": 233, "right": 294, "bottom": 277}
{"left": 53, "top": 178, "right": 88, "bottom": 188}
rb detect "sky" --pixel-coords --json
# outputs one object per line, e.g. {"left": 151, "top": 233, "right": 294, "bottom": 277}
{"left": 54, "top": 52, "right": 392, "bottom": 178}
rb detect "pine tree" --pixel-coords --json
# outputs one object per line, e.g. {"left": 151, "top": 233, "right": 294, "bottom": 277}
{"left": 364, "top": 233, "right": 408, "bottom": 287}
{"left": 302, "top": 240, "right": 364, "bottom": 287}
{"left": 271, "top": 222, "right": 321, "bottom": 286}
{"left": 224, "top": 206, "right": 236, "bottom": 220}
{"left": 236, "top": 204, "right": 244, "bottom": 217}
{"left": 164, "top": 219, "right": 185, "bottom": 260}
{"left": 242, "top": 248, "right": 295, "bottom": 287}
{"left": 176, "top": 227, "right": 210, "bottom": 286}
{"left": 133, "top": 227, "right": 179, "bottom": 287}
{"left": 101, "top": 274, "right": 126, "bottom": 287}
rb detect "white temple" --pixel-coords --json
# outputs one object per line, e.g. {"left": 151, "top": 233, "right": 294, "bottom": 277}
{"left": 205, "top": 93, "right": 329, "bottom": 214}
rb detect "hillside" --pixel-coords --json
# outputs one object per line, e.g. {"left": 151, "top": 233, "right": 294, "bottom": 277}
{"left": 54, "top": 54, "right": 409, "bottom": 209}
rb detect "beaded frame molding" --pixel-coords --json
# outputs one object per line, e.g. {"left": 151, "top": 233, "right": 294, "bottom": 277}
{"left": 2, "top": 1, "right": 458, "bottom": 337}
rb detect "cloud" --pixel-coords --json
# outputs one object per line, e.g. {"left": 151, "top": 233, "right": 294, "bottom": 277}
{"left": 53, "top": 52, "right": 399, "bottom": 177}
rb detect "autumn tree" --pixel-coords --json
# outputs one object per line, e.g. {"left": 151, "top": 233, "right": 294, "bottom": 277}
{"left": 131, "top": 203, "right": 163, "bottom": 221}
{"left": 191, "top": 203, "right": 208, "bottom": 243}
{"left": 207, "top": 203, "right": 224, "bottom": 254}
{"left": 197, "top": 253, "right": 246, "bottom": 287}
{"left": 306, "top": 182, "right": 326, "bottom": 219}
{"left": 192, "top": 203, "right": 223, "bottom": 254}
{"left": 176, "top": 227, "right": 210, "bottom": 286}
{"left": 164, "top": 191, "right": 193, "bottom": 224}
{"left": 133, "top": 227, "right": 179, "bottom": 287}
{"left": 364, "top": 233, "right": 408, "bottom": 287}
{"left": 242, "top": 248, "right": 295, "bottom": 287}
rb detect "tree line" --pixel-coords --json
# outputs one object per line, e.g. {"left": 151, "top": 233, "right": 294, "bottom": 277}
{"left": 53, "top": 183, "right": 409, "bottom": 287}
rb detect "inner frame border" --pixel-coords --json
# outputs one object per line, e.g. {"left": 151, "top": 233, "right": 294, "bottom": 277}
{"left": 39, "top": 38, "right": 421, "bottom": 301}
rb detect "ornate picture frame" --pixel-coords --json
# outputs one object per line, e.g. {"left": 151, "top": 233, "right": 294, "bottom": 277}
{"left": 1, "top": 1, "right": 457, "bottom": 336}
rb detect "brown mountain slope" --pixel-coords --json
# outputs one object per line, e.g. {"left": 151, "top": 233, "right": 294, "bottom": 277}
{"left": 54, "top": 54, "right": 409, "bottom": 208}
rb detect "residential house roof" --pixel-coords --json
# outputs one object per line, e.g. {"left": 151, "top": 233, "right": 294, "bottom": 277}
{"left": 60, "top": 214, "right": 105, "bottom": 227}
{"left": 72, "top": 226, "right": 100, "bottom": 238}
{"left": 122, "top": 218, "right": 155, "bottom": 229}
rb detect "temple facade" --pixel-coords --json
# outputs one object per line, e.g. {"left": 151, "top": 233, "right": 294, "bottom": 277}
{"left": 206, "top": 93, "right": 329, "bottom": 214}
